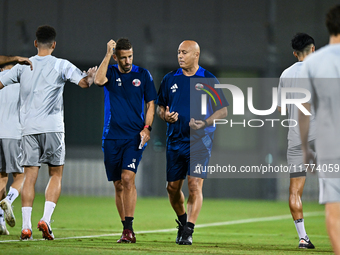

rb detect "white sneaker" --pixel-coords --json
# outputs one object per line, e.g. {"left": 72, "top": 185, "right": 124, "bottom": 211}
{"left": 0, "top": 224, "right": 9, "bottom": 235}
{"left": 0, "top": 199, "right": 15, "bottom": 227}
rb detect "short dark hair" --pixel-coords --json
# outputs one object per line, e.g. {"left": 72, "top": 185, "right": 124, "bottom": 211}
{"left": 114, "top": 38, "right": 132, "bottom": 53}
{"left": 291, "top": 33, "right": 315, "bottom": 53}
{"left": 326, "top": 5, "right": 340, "bottom": 36}
{"left": 36, "top": 25, "right": 56, "bottom": 45}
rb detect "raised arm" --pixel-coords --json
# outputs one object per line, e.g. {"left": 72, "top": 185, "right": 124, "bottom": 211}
{"left": 0, "top": 55, "right": 32, "bottom": 70}
{"left": 94, "top": 40, "right": 116, "bottom": 86}
{"left": 78, "top": 66, "right": 98, "bottom": 88}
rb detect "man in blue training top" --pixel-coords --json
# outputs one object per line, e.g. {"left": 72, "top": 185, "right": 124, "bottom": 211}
{"left": 94, "top": 38, "right": 157, "bottom": 244}
{"left": 156, "top": 40, "right": 228, "bottom": 245}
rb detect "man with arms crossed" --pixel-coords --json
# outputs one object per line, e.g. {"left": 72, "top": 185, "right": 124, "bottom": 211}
{"left": 156, "top": 40, "right": 228, "bottom": 245}
{"left": 277, "top": 33, "right": 316, "bottom": 249}
{"left": 95, "top": 38, "right": 157, "bottom": 243}
{"left": 0, "top": 25, "right": 97, "bottom": 240}
{"left": 299, "top": 5, "right": 340, "bottom": 254}
{"left": 0, "top": 61, "right": 24, "bottom": 235}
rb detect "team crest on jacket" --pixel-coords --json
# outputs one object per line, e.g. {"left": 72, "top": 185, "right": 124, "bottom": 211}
{"left": 132, "top": 79, "right": 141, "bottom": 87}
{"left": 195, "top": 83, "right": 204, "bottom": 91}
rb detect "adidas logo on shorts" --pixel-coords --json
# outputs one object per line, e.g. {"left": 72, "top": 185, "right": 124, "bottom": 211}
{"left": 127, "top": 163, "right": 136, "bottom": 169}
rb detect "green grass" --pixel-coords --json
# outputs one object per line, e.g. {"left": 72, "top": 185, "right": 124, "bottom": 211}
{"left": 0, "top": 194, "right": 332, "bottom": 254}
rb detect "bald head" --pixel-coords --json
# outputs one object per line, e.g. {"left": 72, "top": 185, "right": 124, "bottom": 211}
{"left": 179, "top": 40, "right": 200, "bottom": 54}
{"left": 177, "top": 40, "right": 200, "bottom": 74}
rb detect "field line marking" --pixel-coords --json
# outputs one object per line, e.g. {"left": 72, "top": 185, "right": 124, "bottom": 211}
{"left": 195, "top": 211, "right": 323, "bottom": 228}
{"left": 0, "top": 211, "right": 323, "bottom": 243}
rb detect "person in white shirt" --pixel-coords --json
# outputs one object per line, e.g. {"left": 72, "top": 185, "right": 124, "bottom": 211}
{"left": 0, "top": 25, "right": 97, "bottom": 240}
{"left": 0, "top": 61, "right": 24, "bottom": 235}
{"left": 277, "top": 33, "right": 316, "bottom": 249}
{"left": 299, "top": 5, "right": 340, "bottom": 254}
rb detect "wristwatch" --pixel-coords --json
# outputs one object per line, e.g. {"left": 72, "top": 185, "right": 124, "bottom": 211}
{"left": 144, "top": 125, "right": 152, "bottom": 132}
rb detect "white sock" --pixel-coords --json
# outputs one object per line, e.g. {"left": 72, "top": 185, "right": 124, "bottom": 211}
{"left": 294, "top": 218, "right": 309, "bottom": 241}
{"left": 42, "top": 201, "right": 56, "bottom": 223}
{"left": 0, "top": 208, "right": 5, "bottom": 225}
{"left": 22, "top": 207, "right": 32, "bottom": 230}
{"left": 6, "top": 187, "right": 19, "bottom": 204}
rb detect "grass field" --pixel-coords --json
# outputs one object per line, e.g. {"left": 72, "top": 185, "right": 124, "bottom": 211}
{"left": 0, "top": 194, "right": 333, "bottom": 254}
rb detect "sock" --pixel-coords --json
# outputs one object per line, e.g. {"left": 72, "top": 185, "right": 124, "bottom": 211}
{"left": 294, "top": 218, "right": 309, "bottom": 241}
{"left": 121, "top": 220, "right": 125, "bottom": 230}
{"left": 186, "top": 222, "right": 195, "bottom": 230}
{"left": 6, "top": 187, "right": 19, "bottom": 205}
{"left": 42, "top": 201, "right": 56, "bottom": 223}
{"left": 177, "top": 213, "right": 187, "bottom": 227}
{"left": 0, "top": 208, "right": 5, "bottom": 225}
{"left": 124, "top": 217, "right": 134, "bottom": 231}
{"left": 22, "top": 207, "right": 32, "bottom": 230}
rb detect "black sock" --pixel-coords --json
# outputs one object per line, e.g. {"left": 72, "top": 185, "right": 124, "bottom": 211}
{"left": 121, "top": 220, "right": 125, "bottom": 231}
{"left": 294, "top": 218, "right": 303, "bottom": 223}
{"left": 178, "top": 213, "right": 187, "bottom": 227}
{"left": 186, "top": 222, "right": 195, "bottom": 230}
{"left": 125, "top": 217, "right": 134, "bottom": 231}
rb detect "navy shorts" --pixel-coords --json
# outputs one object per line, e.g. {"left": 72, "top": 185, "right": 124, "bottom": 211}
{"left": 166, "top": 134, "right": 212, "bottom": 182}
{"left": 102, "top": 136, "right": 145, "bottom": 182}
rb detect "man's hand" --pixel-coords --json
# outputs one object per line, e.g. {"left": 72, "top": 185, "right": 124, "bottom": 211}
{"left": 16, "top": 57, "right": 33, "bottom": 70}
{"left": 164, "top": 106, "right": 178, "bottom": 123}
{"left": 189, "top": 118, "right": 206, "bottom": 130}
{"left": 85, "top": 66, "right": 98, "bottom": 87}
{"left": 139, "top": 128, "right": 151, "bottom": 148}
{"left": 107, "top": 40, "right": 116, "bottom": 56}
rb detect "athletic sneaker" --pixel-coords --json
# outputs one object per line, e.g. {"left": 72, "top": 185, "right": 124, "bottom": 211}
{"left": 20, "top": 229, "right": 33, "bottom": 240}
{"left": 0, "top": 199, "right": 15, "bottom": 227}
{"left": 0, "top": 224, "right": 9, "bottom": 235}
{"left": 121, "top": 229, "right": 136, "bottom": 243}
{"left": 175, "top": 219, "right": 184, "bottom": 244}
{"left": 299, "top": 238, "right": 315, "bottom": 249}
{"left": 178, "top": 225, "right": 194, "bottom": 245}
{"left": 37, "top": 220, "right": 54, "bottom": 240}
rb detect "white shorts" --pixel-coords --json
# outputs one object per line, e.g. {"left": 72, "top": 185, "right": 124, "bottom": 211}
{"left": 0, "top": 138, "right": 24, "bottom": 174}
{"left": 318, "top": 158, "right": 340, "bottom": 204}
{"left": 21, "top": 133, "right": 65, "bottom": 167}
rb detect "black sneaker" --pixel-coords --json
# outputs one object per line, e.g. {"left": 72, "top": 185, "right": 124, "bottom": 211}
{"left": 299, "top": 238, "right": 315, "bottom": 249}
{"left": 175, "top": 219, "right": 184, "bottom": 244}
{"left": 178, "top": 225, "right": 193, "bottom": 245}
